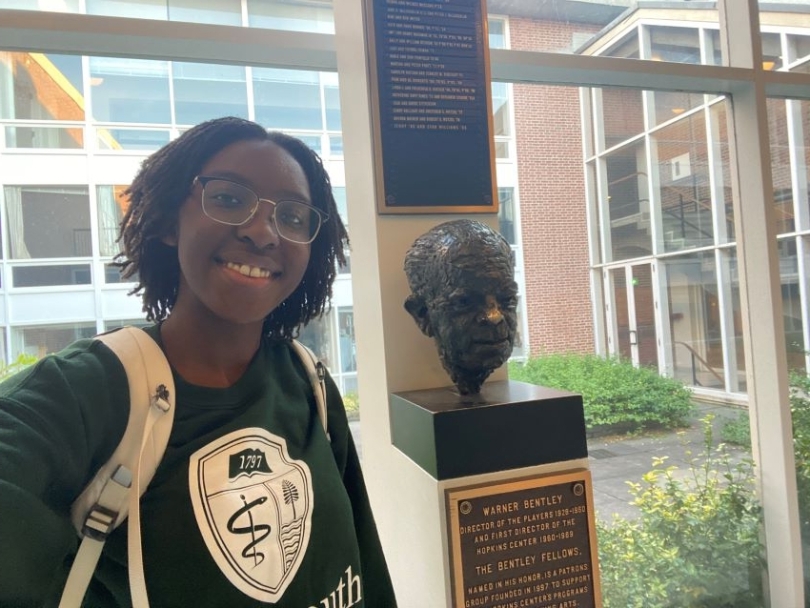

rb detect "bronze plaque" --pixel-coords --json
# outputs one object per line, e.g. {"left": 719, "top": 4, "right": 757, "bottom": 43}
{"left": 446, "top": 470, "right": 601, "bottom": 608}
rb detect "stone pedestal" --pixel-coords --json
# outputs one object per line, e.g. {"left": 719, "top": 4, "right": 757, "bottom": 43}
{"left": 389, "top": 380, "right": 602, "bottom": 607}
{"left": 390, "top": 380, "right": 588, "bottom": 479}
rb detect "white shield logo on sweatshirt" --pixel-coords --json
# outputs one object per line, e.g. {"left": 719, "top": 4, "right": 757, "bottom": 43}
{"left": 189, "top": 428, "right": 313, "bottom": 602}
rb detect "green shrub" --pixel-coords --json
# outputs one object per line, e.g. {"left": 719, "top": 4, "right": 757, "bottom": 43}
{"left": 509, "top": 353, "right": 694, "bottom": 431}
{"left": 0, "top": 353, "right": 37, "bottom": 383}
{"left": 342, "top": 391, "right": 360, "bottom": 419}
{"left": 720, "top": 372, "right": 810, "bottom": 507}
{"left": 717, "top": 372, "right": 810, "bottom": 599}
{"left": 720, "top": 412, "right": 752, "bottom": 448}
{"left": 788, "top": 372, "right": 810, "bottom": 598}
{"left": 791, "top": 372, "right": 810, "bottom": 505}
{"left": 597, "top": 416, "right": 764, "bottom": 607}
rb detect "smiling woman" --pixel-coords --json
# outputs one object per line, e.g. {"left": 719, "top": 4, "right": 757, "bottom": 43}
{"left": 160, "top": 138, "right": 315, "bottom": 344}
{"left": 0, "top": 117, "right": 398, "bottom": 608}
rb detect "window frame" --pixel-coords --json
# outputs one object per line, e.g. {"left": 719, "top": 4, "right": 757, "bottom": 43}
{"left": 0, "top": 2, "right": 805, "bottom": 603}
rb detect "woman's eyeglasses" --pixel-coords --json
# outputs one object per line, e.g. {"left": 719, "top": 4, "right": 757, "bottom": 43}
{"left": 195, "top": 176, "right": 327, "bottom": 244}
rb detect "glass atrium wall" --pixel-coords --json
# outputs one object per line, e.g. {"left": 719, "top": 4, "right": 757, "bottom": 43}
{"left": 0, "top": 47, "right": 361, "bottom": 388}
{"left": 2, "top": 0, "right": 809, "bottom": 605}
{"left": 0, "top": 8, "right": 525, "bottom": 393}
{"left": 586, "top": 18, "right": 810, "bottom": 398}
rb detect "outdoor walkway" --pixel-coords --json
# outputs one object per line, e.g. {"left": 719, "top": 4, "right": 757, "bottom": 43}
{"left": 350, "top": 402, "right": 749, "bottom": 523}
{"left": 587, "top": 402, "right": 748, "bottom": 521}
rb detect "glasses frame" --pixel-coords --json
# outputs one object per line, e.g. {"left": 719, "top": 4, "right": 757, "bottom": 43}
{"left": 194, "top": 175, "right": 328, "bottom": 244}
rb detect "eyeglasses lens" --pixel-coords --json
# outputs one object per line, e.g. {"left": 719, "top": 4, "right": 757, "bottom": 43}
{"left": 201, "top": 180, "right": 255, "bottom": 225}
{"left": 274, "top": 200, "right": 319, "bottom": 243}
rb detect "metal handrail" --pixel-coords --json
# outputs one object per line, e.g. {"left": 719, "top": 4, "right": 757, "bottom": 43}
{"left": 673, "top": 340, "right": 725, "bottom": 387}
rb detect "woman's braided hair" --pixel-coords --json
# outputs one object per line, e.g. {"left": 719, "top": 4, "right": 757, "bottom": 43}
{"left": 115, "top": 116, "right": 348, "bottom": 340}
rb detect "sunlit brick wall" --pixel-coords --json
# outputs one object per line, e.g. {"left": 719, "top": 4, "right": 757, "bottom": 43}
{"left": 509, "top": 18, "right": 598, "bottom": 356}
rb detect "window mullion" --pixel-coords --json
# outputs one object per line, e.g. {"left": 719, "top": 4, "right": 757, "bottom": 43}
{"left": 720, "top": 0, "right": 804, "bottom": 605}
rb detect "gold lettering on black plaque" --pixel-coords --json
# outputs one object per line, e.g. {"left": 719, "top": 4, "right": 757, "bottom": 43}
{"left": 446, "top": 470, "right": 601, "bottom": 608}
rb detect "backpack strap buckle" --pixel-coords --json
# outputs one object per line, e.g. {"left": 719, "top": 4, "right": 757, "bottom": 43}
{"left": 81, "top": 466, "right": 132, "bottom": 541}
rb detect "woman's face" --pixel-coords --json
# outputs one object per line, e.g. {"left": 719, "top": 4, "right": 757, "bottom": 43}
{"left": 167, "top": 139, "right": 312, "bottom": 329}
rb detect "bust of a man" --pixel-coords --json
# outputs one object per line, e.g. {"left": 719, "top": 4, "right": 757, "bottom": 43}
{"left": 403, "top": 219, "right": 518, "bottom": 395}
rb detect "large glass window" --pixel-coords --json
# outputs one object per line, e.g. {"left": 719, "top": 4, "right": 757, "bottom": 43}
{"left": 12, "top": 322, "right": 96, "bottom": 358}
{"left": 650, "top": 26, "right": 701, "bottom": 64}
{"left": 599, "top": 87, "right": 644, "bottom": 150}
{"left": 709, "top": 101, "right": 736, "bottom": 243}
{"left": 498, "top": 187, "right": 516, "bottom": 245}
{"left": 654, "top": 111, "right": 714, "bottom": 252}
{"left": 3, "top": 124, "right": 83, "bottom": 149}
{"left": 104, "top": 318, "right": 151, "bottom": 330}
{"left": 324, "top": 81, "right": 341, "bottom": 131}
{"left": 87, "top": 0, "right": 165, "bottom": 20}
{"left": 338, "top": 307, "right": 355, "bottom": 373}
{"left": 798, "top": 98, "right": 810, "bottom": 231}
{"left": 247, "top": 0, "right": 334, "bottom": 33}
{"left": 86, "top": 0, "right": 241, "bottom": 24}
{"left": 788, "top": 33, "right": 810, "bottom": 67}
{"left": 726, "top": 249, "right": 747, "bottom": 393}
{"left": 488, "top": 17, "right": 506, "bottom": 49}
{"left": 96, "top": 127, "right": 170, "bottom": 151}
{"left": 173, "top": 62, "right": 248, "bottom": 125}
{"left": 663, "top": 251, "right": 725, "bottom": 389}
{"left": 166, "top": 0, "right": 241, "bottom": 26}
{"left": 780, "top": 238, "right": 806, "bottom": 372}
{"left": 332, "top": 187, "right": 351, "bottom": 275}
{"left": 298, "top": 313, "right": 336, "bottom": 371}
{"left": 769, "top": 98, "right": 795, "bottom": 234}
{"left": 0, "top": 0, "right": 79, "bottom": 11}
{"left": 253, "top": 68, "right": 321, "bottom": 130}
{"left": 89, "top": 57, "right": 171, "bottom": 124}
{"left": 97, "top": 185, "right": 129, "bottom": 257}
{"left": 0, "top": 52, "right": 84, "bottom": 121}
{"left": 604, "top": 140, "right": 651, "bottom": 261}
{"left": 761, "top": 32, "right": 783, "bottom": 71}
{"left": 3, "top": 3, "right": 810, "bottom": 604}
{"left": 491, "top": 82, "right": 510, "bottom": 137}
{"left": 12, "top": 264, "right": 91, "bottom": 287}
{"left": 3, "top": 186, "right": 91, "bottom": 259}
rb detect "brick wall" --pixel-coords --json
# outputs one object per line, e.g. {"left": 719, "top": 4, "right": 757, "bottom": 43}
{"left": 509, "top": 18, "right": 598, "bottom": 355}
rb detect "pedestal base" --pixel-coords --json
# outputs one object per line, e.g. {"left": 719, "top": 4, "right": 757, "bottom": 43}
{"left": 390, "top": 380, "right": 588, "bottom": 480}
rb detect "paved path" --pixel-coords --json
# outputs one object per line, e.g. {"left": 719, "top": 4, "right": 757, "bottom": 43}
{"left": 349, "top": 402, "right": 750, "bottom": 523}
{"left": 587, "top": 403, "right": 749, "bottom": 521}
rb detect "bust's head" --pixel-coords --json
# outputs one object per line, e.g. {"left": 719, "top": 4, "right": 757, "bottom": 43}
{"left": 403, "top": 219, "right": 518, "bottom": 395}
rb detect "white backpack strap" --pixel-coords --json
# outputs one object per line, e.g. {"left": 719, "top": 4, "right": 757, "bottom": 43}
{"left": 61, "top": 327, "right": 174, "bottom": 608}
{"left": 290, "top": 339, "right": 328, "bottom": 439}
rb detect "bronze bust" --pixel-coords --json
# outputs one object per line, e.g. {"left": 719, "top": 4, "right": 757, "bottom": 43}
{"left": 403, "top": 219, "right": 518, "bottom": 395}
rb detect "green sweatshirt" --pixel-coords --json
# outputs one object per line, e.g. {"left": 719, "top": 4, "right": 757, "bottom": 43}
{"left": 0, "top": 327, "right": 396, "bottom": 608}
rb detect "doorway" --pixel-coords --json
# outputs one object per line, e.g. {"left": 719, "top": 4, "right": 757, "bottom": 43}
{"left": 606, "top": 262, "right": 658, "bottom": 369}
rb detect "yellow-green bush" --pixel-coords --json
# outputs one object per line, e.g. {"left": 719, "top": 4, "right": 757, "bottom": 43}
{"left": 597, "top": 417, "right": 763, "bottom": 607}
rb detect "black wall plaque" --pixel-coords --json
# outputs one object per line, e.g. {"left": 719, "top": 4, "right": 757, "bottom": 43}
{"left": 447, "top": 471, "right": 603, "bottom": 608}
{"left": 366, "top": 0, "right": 497, "bottom": 214}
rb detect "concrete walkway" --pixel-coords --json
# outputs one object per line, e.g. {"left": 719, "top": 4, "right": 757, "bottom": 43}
{"left": 350, "top": 402, "right": 750, "bottom": 523}
{"left": 586, "top": 402, "right": 749, "bottom": 521}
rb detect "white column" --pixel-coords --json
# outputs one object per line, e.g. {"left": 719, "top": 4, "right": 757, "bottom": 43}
{"left": 719, "top": 0, "right": 804, "bottom": 604}
{"left": 333, "top": 1, "right": 505, "bottom": 605}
